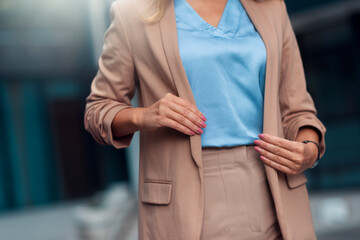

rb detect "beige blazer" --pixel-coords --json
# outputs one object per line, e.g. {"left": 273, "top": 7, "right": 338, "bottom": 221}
{"left": 84, "top": 0, "right": 327, "bottom": 239}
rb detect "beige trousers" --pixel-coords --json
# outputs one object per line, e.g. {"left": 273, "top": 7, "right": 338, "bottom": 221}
{"left": 200, "top": 144, "right": 282, "bottom": 240}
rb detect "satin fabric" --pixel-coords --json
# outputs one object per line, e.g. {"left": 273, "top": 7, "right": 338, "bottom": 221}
{"left": 175, "top": 0, "right": 267, "bottom": 147}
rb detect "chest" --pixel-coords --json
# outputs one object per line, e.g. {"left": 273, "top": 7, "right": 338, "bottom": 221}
{"left": 184, "top": 0, "right": 228, "bottom": 28}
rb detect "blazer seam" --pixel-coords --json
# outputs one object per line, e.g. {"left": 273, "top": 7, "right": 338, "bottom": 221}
{"left": 112, "top": 0, "right": 137, "bottom": 104}
{"left": 280, "top": 0, "right": 296, "bottom": 134}
{"left": 112, "top": 1, "right": 135, "bottom": 67}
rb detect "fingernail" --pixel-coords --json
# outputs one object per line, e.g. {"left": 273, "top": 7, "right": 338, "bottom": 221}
{"left": 254, "top": 146, "right": 262, "bottom": 152}
{"left": 258, "top": 134, "right": 265, "bottom": 139}
{"left": 200, "top": 121, "right": 207, "bottom": 128}
{"left": 201, "top": 115, "right": 207, "bottom": 121}
{"left": 190, "top": 131, "right": 195, "bottom": 136}
{"left": 254, "top": 140, "right": 260, "bottom": 145}
{"left": 197, "top": 128, "right": 203, "bottom": 134}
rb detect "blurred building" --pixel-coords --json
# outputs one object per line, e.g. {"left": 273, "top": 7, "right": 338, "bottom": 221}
{"left": 288, "top": 0, "right": 360, "bottom": 190}
{"left": 0, "top": 0, "right": 129, "bottom": 211}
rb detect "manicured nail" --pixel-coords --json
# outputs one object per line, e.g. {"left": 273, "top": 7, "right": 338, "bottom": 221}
{"left": 201, "top": 115, "right": 207, "bottom": 121}
{"left": 197, "top": 128, "right": 203, "bottom": 134}
{"left": 258, "top": 134, "right": 265, "bottom": 139}
{"left": 200, "top": 121, "right": 207, "bottom": 128}
{"left": 254, "top": 146, "right": 262, "bottom": 152}
{"left": 190, "top": 131, "right": 195, "bottom": 135}
{"left": 254, "top": 140, "right": 260, "bottom": 145}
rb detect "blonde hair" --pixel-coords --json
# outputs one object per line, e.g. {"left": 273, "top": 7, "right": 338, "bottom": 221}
{"left": 141, "top": 0, "right": 168, "bottom": 23}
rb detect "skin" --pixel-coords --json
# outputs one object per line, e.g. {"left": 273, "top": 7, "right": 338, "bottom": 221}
{"left": 111, "top": 93, "right": 206, "bottom": 137}
{"left": 111, "top": 0, "right": 320, "bottom": 175}
{"left": 185, "top": 0, "right": 229, "bottom": 28}
{"left": 253, "top": 127, "right": 320, "bottom": 176}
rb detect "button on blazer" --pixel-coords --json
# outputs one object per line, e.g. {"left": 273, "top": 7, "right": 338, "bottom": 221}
{"left": 84, "top": 0, "right": 327, "bottom": 239}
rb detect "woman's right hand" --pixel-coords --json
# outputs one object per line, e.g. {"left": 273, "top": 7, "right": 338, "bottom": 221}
{"left": 137, "top": 93, "right": 207, "bottom": 136}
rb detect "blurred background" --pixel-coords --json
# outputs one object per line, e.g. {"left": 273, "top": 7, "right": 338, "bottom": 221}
{"left": 0, "top": 0, "right": 359, "bottom": 239}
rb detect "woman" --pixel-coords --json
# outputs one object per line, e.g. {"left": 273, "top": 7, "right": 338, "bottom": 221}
{"left": 84, "top": 0, "right": 327, "bottom": 239}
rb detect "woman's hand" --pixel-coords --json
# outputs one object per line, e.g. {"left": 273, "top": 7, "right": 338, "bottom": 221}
{"left": 253, "top": 133, "right": 318, "bottom": 175}
{"left": 137, "top": 93, "right": 207, "bottom": 136}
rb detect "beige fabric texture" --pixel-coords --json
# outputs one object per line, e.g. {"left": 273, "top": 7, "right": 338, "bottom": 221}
{"left": 84, "top": 0, "right": 327, "bottom": 239}
{"left": 200, "top": 145, "right": 282, "bottom": 240}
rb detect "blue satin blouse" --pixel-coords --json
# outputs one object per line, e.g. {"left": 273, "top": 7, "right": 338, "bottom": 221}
{"left": 174, "top": 0, "right": 267, "bottom": 147}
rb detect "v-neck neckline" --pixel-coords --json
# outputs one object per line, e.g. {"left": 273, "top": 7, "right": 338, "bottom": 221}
{"left": 182, "top": 0, "right": 231, "bottom": 33}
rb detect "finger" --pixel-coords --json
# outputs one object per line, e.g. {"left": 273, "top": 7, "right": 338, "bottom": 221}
{"left": 162, "top": 118, "right": 196, "bottom": 136}
{"left": 166, "top": 93, "right": 206, "bottom": 121}
{"left": 260, "top": 155, "right": 297, "bottom": 175}
{"left": 255, "top": 146, "right": 298, "bottom": 170}
{"left": 168, "top": 102, "right": 206, "bottom": 129}
{"left": 258, "top": 133, "right": 299, "bottom": 152}
{"left": 254, "top": 139, "right": 296, "bottom": 162}
{"left": 163, "top": 107, "right": 204, "bottom": 134}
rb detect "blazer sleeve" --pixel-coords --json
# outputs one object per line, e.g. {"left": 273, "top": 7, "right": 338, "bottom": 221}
{"left": 84, "top": 0, "right": 136, "bottom": 149}
{"left": 279, "top": 1, "right": 327, "bottom": 159}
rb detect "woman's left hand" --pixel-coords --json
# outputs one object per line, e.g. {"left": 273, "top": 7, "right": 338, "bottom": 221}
{"left": 253, "top": 133, "right": 318, "bottom": 175}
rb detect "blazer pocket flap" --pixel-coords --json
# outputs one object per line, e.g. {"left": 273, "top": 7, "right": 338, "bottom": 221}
{"left": 142, "top": 181, "right": 172, "bottom": 205}
{"left": 285, "top": 172, "right": 308, "bottom": 189}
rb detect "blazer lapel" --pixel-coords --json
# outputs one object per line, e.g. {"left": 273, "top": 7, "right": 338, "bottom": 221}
{"left": 159, "top": 0, "right": 203, "bottom": 169}
{"left": 240, "top": 0, "right": 280, "bottom": 182}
